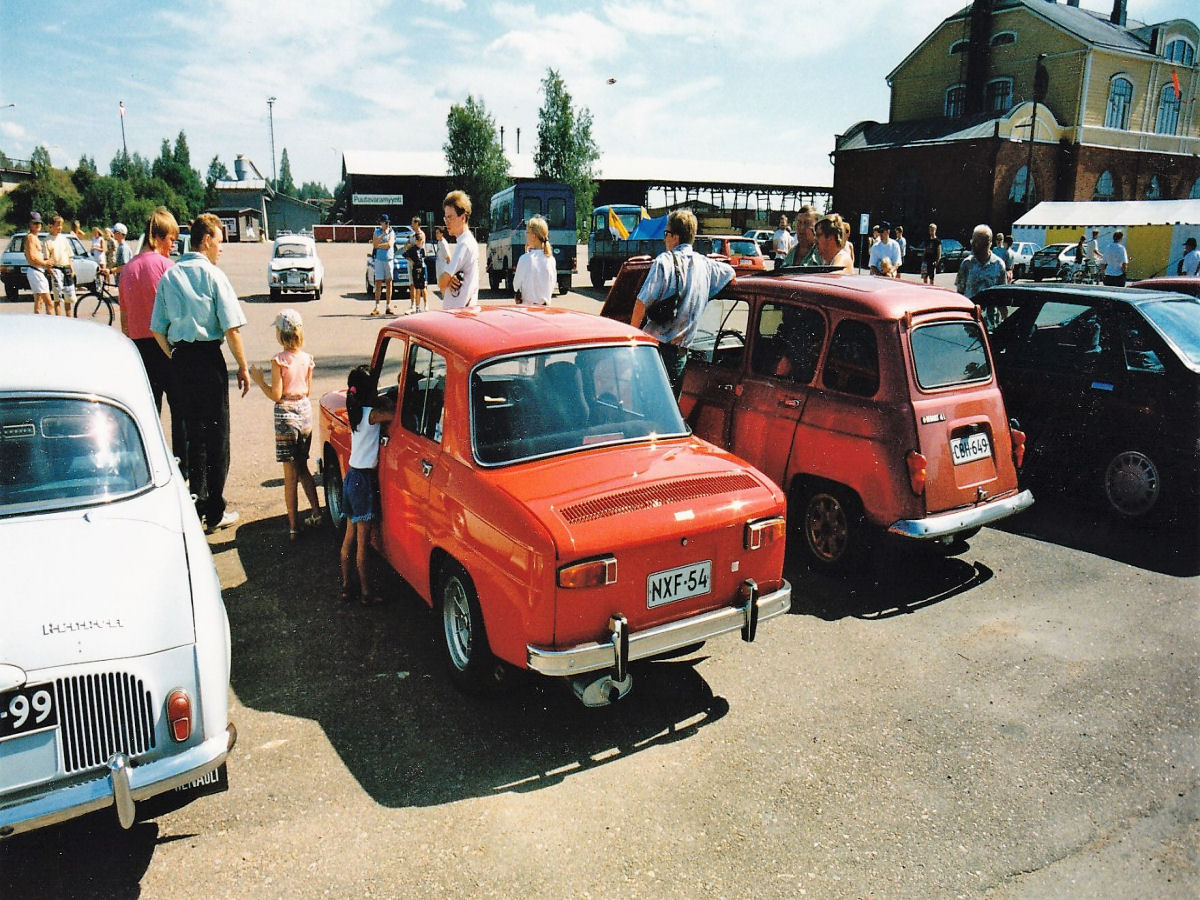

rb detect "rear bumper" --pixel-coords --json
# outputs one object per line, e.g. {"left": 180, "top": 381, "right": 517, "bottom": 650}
{"left": 888, "top": 489, "right": 1034, "bottom": 540}
{"left": 0, "top": 727, "right": 233, "bottom": 840}
{"left": 526, "top": 580, "right": 792, "bottom": 678}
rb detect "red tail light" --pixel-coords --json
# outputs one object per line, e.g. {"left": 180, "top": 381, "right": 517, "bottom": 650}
{"left": 558, "top": 556, "right": 618, "bottom": 589}
{"left": 1011, "top": 427, "right": 1026, "bottom": 469}
{"left": 167, "top": 689, "right": 192, "bottom": 742}
{"left": 744, "top": 517, "right": 786, "bottom": 550}
{"left": 906, "top": 450, "right": 927, "bottom": 495}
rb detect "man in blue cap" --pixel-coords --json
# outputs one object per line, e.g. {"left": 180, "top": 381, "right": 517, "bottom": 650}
{"left": 370, "top": 213, "right": 396, "bottom": 315}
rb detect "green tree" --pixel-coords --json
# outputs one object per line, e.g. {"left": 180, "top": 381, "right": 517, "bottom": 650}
{"left": 204, "top": 154, "right": 231, "bottom": 210}
{"left": 533, "top": 69, "right": 600, "bottom": 241}
{"left": 151, "top": 132, "right": 204, "bottom": 219}
{"left": 80, "top": 176, "right": 135, "bottom": 227}
{"left": 276, "top": 148, "right": 296, "bottom": 195}
{"left": 8, "top": 168, "right": 81, "bottom": 225}
{"left": 297, "top": 180, "right": 332, "bottom": 203}
{"left": 29, "top": 145, "right": 52, "bottom": 179}
{"left": 443, "top": 95, "right": 510, "bottom": 230}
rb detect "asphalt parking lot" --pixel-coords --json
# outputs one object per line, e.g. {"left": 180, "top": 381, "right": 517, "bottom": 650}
{"left": 1, "top": 242, "right": 1197, "bottom": 898}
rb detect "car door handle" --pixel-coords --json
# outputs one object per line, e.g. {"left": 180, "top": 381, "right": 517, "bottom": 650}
{"left": 380, "top": 435, "right": 389, "bottom": 446}
{"left": 717, "top": 383, "right": 735, "bottom": 392}
{"left": 779, "top": 398, "right": 801, "bottom": 408}
{"left": 420, "top": 459, "right": 433, "bottom": 477}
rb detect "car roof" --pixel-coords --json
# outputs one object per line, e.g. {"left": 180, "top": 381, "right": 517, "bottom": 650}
{"left": 385, "top": 306, "right": 656, "bottom": 364}
{"left": 747, "top": 272, "right": 977, "bottom": 321}
{"left": 977, "top": 282, "right": 1197, "bottom": 307}
{"left": 274, "top": 234, "right": 314, "bottom": 245}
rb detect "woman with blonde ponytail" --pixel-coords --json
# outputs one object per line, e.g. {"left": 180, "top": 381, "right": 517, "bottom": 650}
{"left": 512, "top": 215, "right": 556, "bottom": 305}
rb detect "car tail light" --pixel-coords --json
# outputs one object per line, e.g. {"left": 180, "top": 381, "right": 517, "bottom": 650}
{"left": 166, "top": 689, "right": 192, "bottom": 742}
{"left": 1010, "top": 423, "right": 1026, "bottom": 469}
{"left": 906, "top": 450, "right": 927, "bottom": 495}
{"left": 558, "top": 556, "right": 618, "bottom": 589}
{"left": 744, "top": 517, "right": 786, "bottom": 550}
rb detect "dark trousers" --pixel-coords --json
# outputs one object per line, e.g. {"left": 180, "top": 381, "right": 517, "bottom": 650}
{"left": 1102, "top": 273, "right": 1126, "bottom": 287}
{"left": 171, "top": 341, "right": 230, "bottom": 526}
{"left": 657, "top": 341, "right": 689, "bottom": 401}
{"left": 135, "top": 338, "right": 187, "bottom": 478}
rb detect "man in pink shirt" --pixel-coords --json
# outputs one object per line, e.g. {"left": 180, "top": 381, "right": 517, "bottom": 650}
{"left": 120, "top": 206, "right": 186, "bottom": 474}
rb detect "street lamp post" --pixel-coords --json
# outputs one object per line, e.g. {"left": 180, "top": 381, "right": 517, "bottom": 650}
{"left": 267, "top": 97, "right": 277, "bottom": 186}
{"left": 1025, "top": 53, "right": 1047, "bottom": 212}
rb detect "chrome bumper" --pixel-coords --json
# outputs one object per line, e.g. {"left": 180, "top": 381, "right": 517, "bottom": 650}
{"left": 888, "top": 489, "right": 1034, "bottom": 540}
{"left": 0, "top": 728, "right": 233, "bottom": 840}
{"left": 526, "top": 579, "right": 792, "bottom": 678}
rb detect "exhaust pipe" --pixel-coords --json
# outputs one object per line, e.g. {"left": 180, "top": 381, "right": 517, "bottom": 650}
{"left": 570, "top": 672, "right": 633, "bottom": 707}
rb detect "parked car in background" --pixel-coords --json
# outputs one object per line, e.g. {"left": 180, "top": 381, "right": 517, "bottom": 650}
{"left": 365, "top": 248, "right": 411, "bottom": 294}
{"left": 0, "top": 316, "right": 235, "bottom": 840}
{"left": 744, "top": 229, "right": 775, "bottom": 257}
{"left": 975, "top": 283, "right": 1200, "bottom": 522}
{"left": 2, "top": 232, "right": 99, "bottom": 300}
{"left": 694, "top": 235, "right": 766, "bottom": 274}
{"left": 1134, "top": 276, "right": 1200, "bottom": 298}
{"left": 905, "top": 238, "right": 969, "bottom": 274}
{"left": 1028, "top": 243, "right": 1075, "bottom": 282}
{"left": 1007, "top": 241, "right": 1040, "bottom": 280}
{"left": 602, "top": 262, "right": 1033, "bottom": 570}
{"left": 268, "top": 233, "right": 324, "bottom": 301}
{"left": 318, "top": 308, "right": 791, "bottom": 706}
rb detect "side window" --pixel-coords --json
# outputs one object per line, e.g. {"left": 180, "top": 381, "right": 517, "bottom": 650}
{"left": 822, "top": 319, "right": 879, "bottom": 397}
{"left": 688, "top": 296, "right": 749, "bottom": 369}
{"left": 374, "top": 335, "right": 408, "bottom": 401}
{"left": 501, "top": 202, "right": 512, "bottom": 229}
{"left": 400, "top": 344, "right": 447, "bottom": 443}
{"left": 547, "top": 197, "right": 568, "bottom": 228}
{"left": 522, "top": 197, "right": 540, "bottom": 224}
{"left": 592, "top": 212, "right": 606, "bottom": 234}
{"left": 1118, "top": 316, "right": 1165, "bottom": 374}
{"left": 752, "top": 302, "right": 825, "bottom": 383}
{"left": 693, "top": 238, "right": 714, "bottom": 255}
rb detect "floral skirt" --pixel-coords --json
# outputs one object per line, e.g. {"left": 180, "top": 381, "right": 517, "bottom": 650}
{"left": 274, "top": 397, "right": 313, "bottom": 462}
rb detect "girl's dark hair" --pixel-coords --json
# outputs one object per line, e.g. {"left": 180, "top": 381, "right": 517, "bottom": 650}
{"left": 346, "top": 365, "right": 377, "bottom": 430}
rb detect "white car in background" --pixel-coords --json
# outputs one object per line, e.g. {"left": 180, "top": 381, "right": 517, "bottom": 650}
{"left": 268, "top": 233, "right": 324, "bottom": 301}
{"left": 1007, "top": 241, "right": 1041, "bottom": 280}
{"left": 0, "top": 317, "right": 235, "bottom": 840}
{"left": 1, "top": 232, "right": 100, "bottom": 301}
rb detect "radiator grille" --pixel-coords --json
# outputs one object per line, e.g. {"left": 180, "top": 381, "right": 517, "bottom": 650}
{"left": 559, "top": 473, "right": 761, "bottom": 524}
{"left": 54, "top": 673, "right": 156, "bottom": 774}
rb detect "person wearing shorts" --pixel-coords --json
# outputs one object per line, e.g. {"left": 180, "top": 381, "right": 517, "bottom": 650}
{"left": 405, "top": 216, "right": 427, "bottom": 313}
{"left": 46, "top": 216, "right": 77, "bottom": 315}
{"left": 342, "top": 466, "right": 379, "bottom": 524}
{"left": 23, "top": 212, "right": 53, "bottom": 314}
{"left": 371, "top": 214, "right": 396, "bottom": 316}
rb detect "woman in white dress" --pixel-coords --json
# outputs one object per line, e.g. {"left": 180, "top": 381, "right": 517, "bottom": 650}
{"left": 512, "top": 215, "right": 555, "bottom": 306}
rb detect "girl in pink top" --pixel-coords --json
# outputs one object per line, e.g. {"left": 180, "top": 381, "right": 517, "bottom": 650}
{"left": 249, "top": 309, "right": 321, "bottom": 541}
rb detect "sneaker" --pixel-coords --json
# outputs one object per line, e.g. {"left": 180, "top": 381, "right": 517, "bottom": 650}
{"left": 206, "top": 510, "right": 239, "bottom": 534}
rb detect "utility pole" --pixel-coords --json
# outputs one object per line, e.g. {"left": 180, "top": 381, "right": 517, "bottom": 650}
{"left": 516, "top": 127, "right": 520, "bottom": 155}
{"left": 119, "top": 101, "right": 128, "bottom": 161}
{"left": 1025, "top": 54, "right": 1046, "bottom": 212}
{"left": 267, "top": 96, "right": 277, "bottom": 186}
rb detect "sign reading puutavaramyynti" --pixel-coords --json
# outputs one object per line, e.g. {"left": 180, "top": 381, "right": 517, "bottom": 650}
{"left": 353, "top": 194, "right": 404, "bottom": 205}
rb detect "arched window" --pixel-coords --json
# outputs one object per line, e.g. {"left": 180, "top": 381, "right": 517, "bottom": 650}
{"left": 1093, "top": 171, "right": 1115, "bottom": 201}
{"left": 1008, "top": 166, "right": 1036, "bottom": 205}
{"left": 1156, "top": 82, "right": 1181, "bottom": 135}
{"left": 1164, "top": 39, "right": 1195, "bottom": 66}
{"left": 986, "top": 77, "right": 1014, "bottom": 112}
{"left": 1144, "top": 175, "right": 1162, "bottom": 200}
{"left": 949, "top": 39, "right": 969, "bottom": 55}
{"left": 991, "top": 31, "right": 1016, "bottom": 48}
{"left": 1105, "top": 76, "right": 1133, "bottom": 129}
{"left": 945, "top": 83, "right": 966, "bottom": 117}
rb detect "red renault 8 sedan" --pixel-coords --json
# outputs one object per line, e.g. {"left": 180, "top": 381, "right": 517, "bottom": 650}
{"left": 319, "top": 307, "right": 790, "bottom": 706}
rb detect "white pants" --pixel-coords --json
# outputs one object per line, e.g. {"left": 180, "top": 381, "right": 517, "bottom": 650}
{"left": 49, "top": 268, "right": 76, "bottom": 303}
{"left": 26, "top": 266, "right": 50, "bottom": 294}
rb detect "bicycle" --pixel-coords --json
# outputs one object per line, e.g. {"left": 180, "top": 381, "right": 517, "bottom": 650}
{"left": 74, "top": 270, "right": 118, "bottom": 326}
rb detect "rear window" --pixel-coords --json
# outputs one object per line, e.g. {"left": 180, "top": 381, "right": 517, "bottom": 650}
{"left": 910, "top": 321, "right": 992, "bottom": 389}
{"left": 547, "top": 197, "right": 568, "bottom": 229}
{"left": 274, "top": 243, "right": 311, "bottom": 258}
{"left": 0, "top": 397, "right": 151, "bottom": 517}
{"left": 472, "top": 345, "right": 686, "bottom": 465}
{"left": 1140, "top": 298, "right": 1200, "bottom": 367}
{"left": 728, "top": 239, "right": 758, "bottom": 257}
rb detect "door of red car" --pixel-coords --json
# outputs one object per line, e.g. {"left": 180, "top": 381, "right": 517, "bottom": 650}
{"left": 378, "top": 341, "right": 447, "bottom": 585}
{"left": 680, "top": 295, "right": 751, "bottom": 447}
{"left": 727, "top": 300, "right": 827, "bottom": 486}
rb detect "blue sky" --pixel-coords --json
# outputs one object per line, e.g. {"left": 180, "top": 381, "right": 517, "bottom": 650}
{"left": 1, "top": 0, "right": 1195, "bottom": 193}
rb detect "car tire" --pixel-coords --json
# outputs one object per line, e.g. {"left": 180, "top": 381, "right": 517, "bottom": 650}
{"left": 558, "top": 274, "right": 572, "bottom": 295}
{"left": 270, "top": 287, "right": 281, "bottom": 302}
{"left": 488, "top": 269, "right": 501, "bottom": 291}
{"left": 436, "top": 561, "right": 511, "bottom": 693}
{"left": 1013, "top": 264, "right": 1025, "bottom": 280}
{"left": 1033, "top": 272, "right": 1043, "bottom": 282}
{"left": 590, "top": 267, "right": 605, "bottom": 290}
{"left": 365, "top": 275, "right": 372, "bottom": 296}
{"left": 3, "top": 280, "right": 17, "bottom": 301}
{"left": 794, "top": 482, "right": 867, "bottom": 572}
{"left": 323, "top": 450, "right": 347, "bottom": 543}
{"left": 1103, "top": 449, "right": 1163, "bottom": 521}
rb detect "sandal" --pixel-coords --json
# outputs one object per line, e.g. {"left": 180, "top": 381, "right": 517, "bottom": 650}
{"left": 369, "top": 308, "right": 381, "bottom": 316}
{"left": 304, "top": 512, "right": 323, "bottom": 528}
{"left": 289, "top": 529, "right": 299, "bottom": 543}
{"left": 385, "top": 307, "right": 398, "bottom": 316}
{"left": 340, "top": 585, "right": 354, "bottom": 604}
{"left": 360, "top": 594, "right": 383, "bottom": 607}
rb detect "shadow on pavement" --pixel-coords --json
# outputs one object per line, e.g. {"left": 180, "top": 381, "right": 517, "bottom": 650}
{"left": 224, "top": 517, "right": 728, "bottom": 808}
{"left": 0, "top": 819, "right": 166, "bottom": 899}
{"left": 990, "top": 487, "right": 1199, "bottom": 577}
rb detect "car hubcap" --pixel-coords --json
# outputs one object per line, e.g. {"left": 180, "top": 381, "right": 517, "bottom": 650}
{"left": 805, "top": 493, "right": 848, "bottom": 563}
{"left": 442, "top": 577, "right": 472, "bottom": 670}
{"left": 1105, "top": 451, "right": 1160, "bottom": 517}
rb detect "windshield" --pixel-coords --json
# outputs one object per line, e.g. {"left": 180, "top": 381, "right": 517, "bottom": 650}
{"left": 472, "top": 344, "right": 687, "bottom": 465}
{"left": 274, "top": 243, "right": 311, "bottom": 258}
{"left": 0, "top": 397, "right": 152, "bottom": 517}
{"left": 910, "top": 321, "right": 992, "bottom": 389}
{"left": 1140, "top": 298, "right": 1200, "bottom": 367}
{"left": 727, "top": 239, "right": 758, "bottom": 257}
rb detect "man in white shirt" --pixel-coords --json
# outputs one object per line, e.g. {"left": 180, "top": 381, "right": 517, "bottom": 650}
{"left": 1102, "top": 231, "right": 1129, "bottom": 287}
{"left": 438, "top": 190, "right": 479, "bottom": 309}
{"left": 1088, "top": 229, "right": 1102, "bottom": 264}
{"left": 868, "top": 222, "right": 903, "bottom": 277}
{"left": 1179, "top": 237, "right": 1199, "bottom": 277}
{"left": 771, "top": 215, "right": 795, "bottom": 265}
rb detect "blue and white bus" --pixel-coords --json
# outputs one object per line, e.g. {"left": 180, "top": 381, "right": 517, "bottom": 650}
{"left": 487, "top": 182, "right": 576, "bottom": 295}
